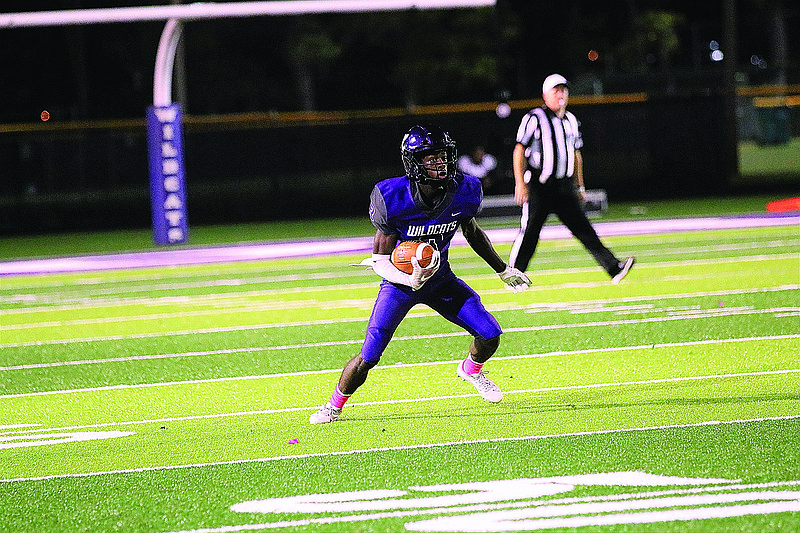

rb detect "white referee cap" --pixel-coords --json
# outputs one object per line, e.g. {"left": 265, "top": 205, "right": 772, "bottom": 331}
{"left": 542, "top": 73, "right": 569, "bottom": 94}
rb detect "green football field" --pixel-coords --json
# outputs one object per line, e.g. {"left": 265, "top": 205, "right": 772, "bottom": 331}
{"left": 1, "top": 216, "right": 799, "bottom": 532}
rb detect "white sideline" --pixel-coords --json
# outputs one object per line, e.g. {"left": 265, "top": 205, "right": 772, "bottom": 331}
{"left": 2, "top": 414, "right": 799, "bottom": 484}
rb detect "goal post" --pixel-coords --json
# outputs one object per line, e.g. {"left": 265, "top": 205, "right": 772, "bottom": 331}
{"left": 0, "top": 1, "right": 496, "bottom": 28}
{"left": 149, "top": 19, "right": 187, "bottom": 245}
{"left": 1, "top": 0, "right": 496, "bottom": 245}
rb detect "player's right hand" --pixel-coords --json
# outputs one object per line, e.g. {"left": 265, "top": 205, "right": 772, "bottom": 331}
{"left": 410, "top": 250, "right": 440, "bottom": 290}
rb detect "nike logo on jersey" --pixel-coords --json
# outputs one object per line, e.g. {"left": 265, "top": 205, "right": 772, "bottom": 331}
{"left": 407, "top": 220, "right": 459, "bottom": 238}
{"left": 451, "top": 212, "right": 462, "bottom": 217}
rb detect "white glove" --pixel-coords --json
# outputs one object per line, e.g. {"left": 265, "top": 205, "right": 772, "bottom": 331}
{"left": 498, "top": 265, "right": 531, "bottom": 293}
{"left": 410, "top": 249, "right": 440, "bottom": 290}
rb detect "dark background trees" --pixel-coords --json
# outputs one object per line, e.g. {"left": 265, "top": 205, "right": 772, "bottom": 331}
{"left": 0, "top": 0, "right": 796, "bottom": 235}
{"left": 0, "top": 0, "right": 796, "bottom": 123}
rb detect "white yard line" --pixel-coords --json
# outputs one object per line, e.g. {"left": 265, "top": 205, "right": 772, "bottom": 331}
{"left": 2, "top": 214, "right": 798, "bottom": 277}
{"left": 1, "top": 253, "right": 796, "bottom": 320}
{"left": 1, "top": 307, "right": 797, "bottom": 370}
{"left": 0, "top": 306, "right": 374, "bottom": 331}
{"left": 4, "top": 232, "right": 796, "bottom": 292}
{"left": 2, "top": 367, "right": 798, "bottom": 436}
{"left": 0, "top": 280, "right": 379, "bottom": 306}
{"left": 1, "top": 334, "right": 797, "bottom": 398}
{"left": 2, "top": 285, "right": 797, "bottom": 349}
{"left": 0, "top": 291, "right": 368, "bottom": 316}
{"left": 2, "top": 237, "right": 795, "bottom": 298}
{"left": 3, "top": 271, "right": 361, "bottom": 299}
{"left": 2, "top": 413, "right": 799, "bottom": 484}
{"left": 3, "top": 252, "right": 798, "bottom": 310}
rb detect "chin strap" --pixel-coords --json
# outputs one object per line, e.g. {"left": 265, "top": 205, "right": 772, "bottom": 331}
{"left": 414, "top": 174, "right": 453, "bottom": 190}
{"left": 421, "top": 179, "right": 450, "bottom": 189}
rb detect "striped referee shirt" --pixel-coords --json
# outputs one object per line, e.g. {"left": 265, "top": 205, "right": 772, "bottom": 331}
{"left": 516, "top": 106, "right": 583, "bottom": 184}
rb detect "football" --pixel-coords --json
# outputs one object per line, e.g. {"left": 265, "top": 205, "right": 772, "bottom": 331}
{"left": 391, "top": 241, "right": 434, "bottom": 274}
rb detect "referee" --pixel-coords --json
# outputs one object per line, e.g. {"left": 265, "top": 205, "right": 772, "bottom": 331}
{"left": 509, "top": 73, "right": 635, "bottom": 283}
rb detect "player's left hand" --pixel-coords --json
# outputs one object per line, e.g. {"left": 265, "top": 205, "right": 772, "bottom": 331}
{"left": 498, "top": 265, "right": 531, "bottom": 293}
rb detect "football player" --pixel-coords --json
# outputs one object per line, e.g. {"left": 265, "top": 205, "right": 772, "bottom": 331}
{"left": 310, "top": 124, "right": 531, "bottom": 424}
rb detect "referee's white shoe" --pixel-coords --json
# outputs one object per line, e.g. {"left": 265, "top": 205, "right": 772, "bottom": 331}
{"left": 611, "top": 257, "right": 636, "bottom": 284}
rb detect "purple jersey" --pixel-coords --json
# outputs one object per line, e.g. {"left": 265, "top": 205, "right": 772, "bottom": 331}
{"left": 369, "top": 173, "right": 483, "bottom": 283}
{"left": 360, "top": 173, "right": 501, "bottom": 365}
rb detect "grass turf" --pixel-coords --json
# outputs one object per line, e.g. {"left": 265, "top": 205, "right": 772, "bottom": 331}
{"left": 0, "top": 210, "right": 798, "bottom": 532}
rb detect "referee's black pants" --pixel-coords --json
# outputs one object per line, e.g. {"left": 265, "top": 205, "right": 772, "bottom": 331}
{"left": 510, "top": 177, "right": 620, "bottom": 275}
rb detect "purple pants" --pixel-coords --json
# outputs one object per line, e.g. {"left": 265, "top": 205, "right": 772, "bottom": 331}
{"left": 361, "top": 271, "right": 502, "bottom": 365}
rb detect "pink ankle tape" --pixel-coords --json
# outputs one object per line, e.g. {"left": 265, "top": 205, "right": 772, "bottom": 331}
{"left": 462, "top": 357, "right": 483, "bottom": 375}
{"left": 329, "top": 388, "right": 350, "bottom": 409}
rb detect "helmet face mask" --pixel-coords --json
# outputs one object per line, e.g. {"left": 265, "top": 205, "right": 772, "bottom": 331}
{"left": 418, "top": 150, "right": 449, "bottom": 179}
{"left": 401, "top": 124, "right": 458, "bottom": 188}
